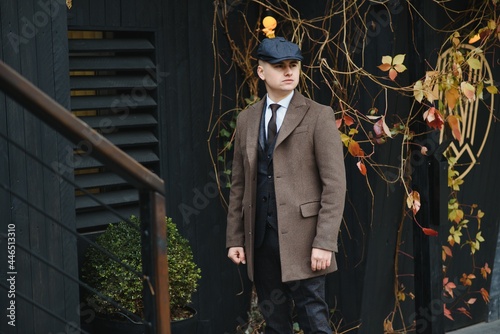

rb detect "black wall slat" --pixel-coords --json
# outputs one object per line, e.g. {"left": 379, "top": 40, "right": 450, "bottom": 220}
{"left": 79, "top": 114, "right": 157, "bottom": 129}
{"left": 76, "top": 172, "right": 126, "bottom": 189}
{"left": 76, "top": 206, "right": 140, "bottom": 230}
{"left": 104, "top": 131, "right": 158, "bottom": 146}
{"left": 70, "top": 75, "right": 156, "bottom": 90}
{"left": 69, "top": 56, "right": 155, "bottom": 71}
{"left": 68, "top": 38, "right": 154, "bottom": 52}
{"left": 75, "top": 189, "right": 139, "bottom": 210}
{"left": 70, "top": 95, "right": 157, "bottom": 110}
{"left": 74, "top": 149, "right": 159, "bottom": 170}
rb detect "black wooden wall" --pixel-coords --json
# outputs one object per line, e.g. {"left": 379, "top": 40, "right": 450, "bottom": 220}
{"left": 1, "top": 1, "right": 499, "bottom": 334}
{"left": 0, "top": 1, "right": 79, "bottom": 333}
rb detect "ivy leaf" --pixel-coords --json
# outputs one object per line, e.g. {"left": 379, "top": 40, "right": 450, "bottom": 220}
{"left": 447, "top": 115, "right": 462, "bottom": 141}
{"left": 444, "top": 304, "right": 454, "bottom": 321}
{"left": 486, "top": 85, "right": 498, "bottom": 94}
{"left": 442, "top": 245, "right": 453, "bottom": 261}
{"left": 393, "top": 54, "right": 406, "bottom": 65}
{"left": 414, "top": 80, "right": 424, "bottom": 103}
{"left": 467, "top": 57, "right": 482, "bottom": 70}
{"left": 461, "top": 81, "right": 476, "bottom": 102}
{"left": 423, "top": 107, "right": 444, "bottom": 130}
{"left": 348, "top": 140, "right": 364, "bottom": 157}
{"left": 389, "top": 68, "right": 398, "bottom": 81}
{"left": 445, "top": 87, "right": 460, "bottom": 110}
{"left": 460, "top": 273, "right": 475, "bottom": 286}
{"left": 457, "top": 307, "right": 472, "bottom": 319}
{"left": 422, "top": 228, "right": 438, "bottom": 236}
{"left": 357, "top": 161, "right": 367, "bottom": 176}
{"left": 444, "top": 277, "right": 457, "bottom": 297}
{"left": 448, "top": 226, "right": 462, "bottom": 245}
{"left": 480, "top": 288, "right": 490, "bottom": 303}
{"left": 406, "top": 190, "right": 421, "bottom": 215}
{"left": 481, "top": 263, "right": 491, "bottom": 279}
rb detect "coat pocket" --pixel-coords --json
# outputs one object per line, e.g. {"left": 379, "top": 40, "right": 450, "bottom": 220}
{"left": 300, "top": 201, "right": 321, "bottom": 218}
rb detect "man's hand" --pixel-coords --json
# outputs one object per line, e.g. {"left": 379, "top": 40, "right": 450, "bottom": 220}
{"left": 228, "top": 247, "right": 246, "bottom": 265}
{"left": 311, "top": 248, "right": 332, "bottom": 271}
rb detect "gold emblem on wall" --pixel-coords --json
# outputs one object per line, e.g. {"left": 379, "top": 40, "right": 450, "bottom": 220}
{"left": 437, "top": 45, "right": 494, "bottom": 180}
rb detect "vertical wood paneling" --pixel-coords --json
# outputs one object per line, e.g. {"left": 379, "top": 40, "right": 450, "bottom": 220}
{"left": 0, "top": 1, "right": 78, "bottom": 333}
{"left": 105, "top": 0, "right": 121, "bottom": 27}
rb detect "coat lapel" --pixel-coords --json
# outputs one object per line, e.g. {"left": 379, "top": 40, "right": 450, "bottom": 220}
{"left": 245, "top": 99, "right": 265, "bottom": 172}
{"left": 275, "top": 92, "right": 308, "bottom": 148}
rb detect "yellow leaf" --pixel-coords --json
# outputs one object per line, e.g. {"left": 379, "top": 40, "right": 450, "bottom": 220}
{"left": 414, "top": 80, "right": 424, "bottom": 103}
{"left": 445, "top": 87, "right": 460, "bottom": 110}
{"left": 394, "top": 63, "right": 407, "bottom": 73}
{"left": 486, "top": 85, "right": 498, "bottom": 94}
{"left": 381, "top": 55, "right": 393, "bottom": 65}
{"left": 348, "top": 140, "right": 364, "bottom": 157}
{"left": 393, "top": 54, "right": 406, "bottom": 65}
{"left": 476, "top": 231, "right": 485, "bottom": 242}
{"left": 488, "top": 19, "right": 496, "bottom": 30}
{"left": 469, "top": 34, "right": 481, "bottom": 44}
{"left": 467, "top": 58, "right": 482, "bottom": 70}
{"left": 340, "top": 133, "right": 350, "bottom": 147}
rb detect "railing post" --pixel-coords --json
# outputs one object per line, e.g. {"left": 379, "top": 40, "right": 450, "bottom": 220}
{"left": 140, "top": 190, "right": 171, "bottom": 334}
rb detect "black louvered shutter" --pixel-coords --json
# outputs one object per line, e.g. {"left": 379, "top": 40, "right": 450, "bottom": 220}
{"left": 68, "top": 31, "right": 159, "bottom": 231}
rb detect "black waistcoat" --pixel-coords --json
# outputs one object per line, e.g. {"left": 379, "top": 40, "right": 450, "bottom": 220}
{"left": 254, "top": 106, "right": 278, "bottom": 248}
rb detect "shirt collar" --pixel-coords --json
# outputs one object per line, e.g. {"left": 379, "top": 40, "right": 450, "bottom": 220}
{"left": 266, "top": 91, "right": 294, "bottom": 110}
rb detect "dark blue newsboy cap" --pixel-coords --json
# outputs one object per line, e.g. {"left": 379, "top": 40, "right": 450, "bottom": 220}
{"left": 257, "top": 37, "right": 303, "bottom": 64}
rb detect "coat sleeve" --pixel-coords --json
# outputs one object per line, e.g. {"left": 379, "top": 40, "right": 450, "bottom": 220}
{"left": 311, "top": 107, "right": 346, "bottom": 252}
{"left": 226, "top": 113, "right": 246, "bottom": 248}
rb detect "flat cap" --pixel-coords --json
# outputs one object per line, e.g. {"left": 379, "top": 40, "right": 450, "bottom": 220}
{"left": 256, "top": 37, "right": 303, "bottom": 64}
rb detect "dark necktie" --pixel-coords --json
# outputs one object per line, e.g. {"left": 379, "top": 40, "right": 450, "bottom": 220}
{"left": 267, "top": 103, "right": 280, "bottom": 144}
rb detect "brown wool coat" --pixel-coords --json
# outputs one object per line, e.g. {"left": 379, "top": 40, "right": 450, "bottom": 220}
{"left": 226, "top": 91, "right": 346, "bottom": 282}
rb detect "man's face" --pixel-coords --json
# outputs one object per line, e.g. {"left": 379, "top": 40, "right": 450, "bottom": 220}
{"left": 257, "top": 59, "right": 300, "bottom": 97}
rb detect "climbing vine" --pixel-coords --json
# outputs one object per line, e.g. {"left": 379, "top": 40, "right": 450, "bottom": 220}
{"left": 210, "top": 0, "right": 499, "bottom": 332}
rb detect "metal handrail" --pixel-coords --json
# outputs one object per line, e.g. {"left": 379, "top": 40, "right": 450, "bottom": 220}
{"left": 0, "top": 61, "right": 164, "bottom": 195}
{"left": 0, "top": 60, "right": 170, "bottom": 334}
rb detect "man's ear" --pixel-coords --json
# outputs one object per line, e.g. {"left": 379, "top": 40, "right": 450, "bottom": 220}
{"left": 257, "top": 65, "right": 265, "bottom": 80}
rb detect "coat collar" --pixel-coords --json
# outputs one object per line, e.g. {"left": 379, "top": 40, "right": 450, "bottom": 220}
{"left": 245, "top": 91, "right": 309, "bottom": 164}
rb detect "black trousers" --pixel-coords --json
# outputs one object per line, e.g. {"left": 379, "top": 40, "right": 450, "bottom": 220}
{"left": 254, "top": 225, "right": 331, "bottom": 334}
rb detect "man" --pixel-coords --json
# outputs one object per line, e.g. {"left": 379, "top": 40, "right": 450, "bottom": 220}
{"left": 226, "top": 36, "right": 346, "bottom": 334}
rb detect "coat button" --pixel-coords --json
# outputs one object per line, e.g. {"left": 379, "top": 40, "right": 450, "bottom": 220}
{"left": 262, "top": 197, "right": 267, "bottom": 202}
{"left": 267, "top": 175, "right": 272, "bottom": 179}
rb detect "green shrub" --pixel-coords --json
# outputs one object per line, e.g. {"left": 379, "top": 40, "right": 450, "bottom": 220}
{"left": 81, "top": 216, "right": 201, "bottom": 320}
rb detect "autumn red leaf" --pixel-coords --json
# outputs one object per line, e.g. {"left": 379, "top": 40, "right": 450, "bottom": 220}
{"left": 357, "top": 161, "right": 367, "bottom": 176}
{"left": 444, "top": 304, "right": 453, "bottom": 321}
{"left": 481, "top": 263, "right": 492, "bottom": 279}
{"left": 423, "top": 107, "right": 444, "bottom": 130}
{"left": 348, "top": 140, "right": 364, "bottom": 157}
{"left": 442, "top": 245, "right": 453, "bottom": 261}
{"left": 343, "top": 115, "right": 355, "bottom": 126}
{"left": 422, "top": 227, "right": 438, "bottom": 236}
{"left": 443, "top": 277, "right": 457, "bottom": 297}
{"left": 389, "top": 68, "right": 398, "bottom": 81}
{"left": 460, "top": 273, "right": 475, "bottom": 286}
{"left": 447, "top": 115, "right": 462, "bottom": 141}
{"left": 335, "top": 118, "right": 342, "bottom": 129}
{"left": 457, "top": 307, "right": 472, "bottom": 319}
{"left": 480, "top": 288, "right": 490, "bottom": 303}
